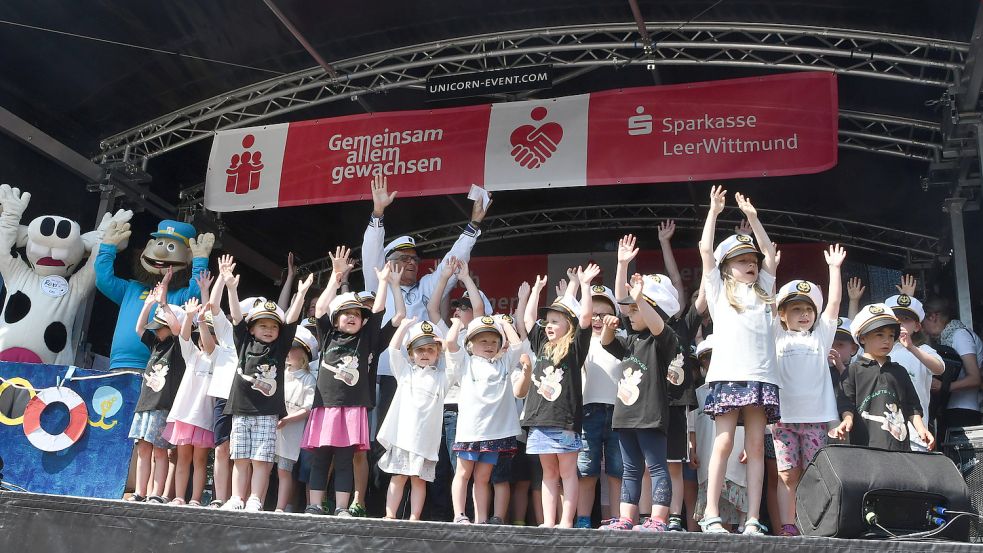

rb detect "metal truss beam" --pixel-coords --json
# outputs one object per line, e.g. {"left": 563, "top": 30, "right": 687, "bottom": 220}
{"left": 296, "top": 204, "right": 940, "bottom": 277}
{"left": 96, "top": 22, "right": 967, "bottom": 163}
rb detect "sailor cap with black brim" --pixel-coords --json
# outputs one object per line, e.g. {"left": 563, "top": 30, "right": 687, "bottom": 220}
{"left": 615, "top": 274, "right": 681, "bottom": 319}
{"left": 384, "top": 236, "right": 417, "bottom": 258}
{"left": 539, "top": 296, "right": 581, "bottom": 321}
{"left": 195, "top": 309, "right": 216, "bottom": 329}
{"left": 292, "top": 326, "right": 319, "bottom": 359}
{"left": 406, "top": 320, "right": 444, "bottom": 351}
{"left": 834, "top": 317, "right": 856, "bottom": 344}
{"left": 850, "top": 303, "right": 901, "bottom": 342}
{"left": 147, "top": 304, "right": 186, "bottom": 330}
{"left": 466, "top": 315, "right": 504, "bottom": 343}
{"left": 329, "top": 292, "right": 373, "bottom": 320}
{"left": 590, "top": 284, "right": 618, "bottom": 311}
{"left": 301, "top": 315, "right": 319, "bottom": 330}
{"left": 713, "top": 233, "right": 764, "bottom": 266}
{"left": 246, "top": 300, "right": 284, "bottom": 325}
{"left": 885, "top": 294, "right": 925, "bottom": 322}
{"left": 777, "top": 280, "right": 824, "bottom": 311}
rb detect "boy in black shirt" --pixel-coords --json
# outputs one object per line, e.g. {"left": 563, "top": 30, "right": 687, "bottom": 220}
{"left": 831, "top": 304, "right": 934, "bottom": 451}
{"left": 128, "top": 272, "right": 185, "bottom": 503}
{"left": 220, "top": 260, "right": 313, "bottom": 511}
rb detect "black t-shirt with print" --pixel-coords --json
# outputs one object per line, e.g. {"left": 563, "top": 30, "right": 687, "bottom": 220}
{"left": 135, "top": 332, "right": 186, "bottom": 413}
{"left": 225, "top": 320, "right": 297, "bottom": 417}
{"left": 838, "top": 356, "right": 922, "bottom": 451}
{"left": 521, "top": 323, "right": 591, "bottom": 433}
{"left": 313, "top": 313, "right": 382, "bottom": 408}
{"left": 604, "top": 320, "right": 680, "bottom": 431}
{"left": 666, "top": 305, "right": 700, "bottom": 407}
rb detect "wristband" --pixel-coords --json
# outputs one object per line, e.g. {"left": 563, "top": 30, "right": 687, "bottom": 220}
{"left": 369, "top": 215, "right": 384, "bottom": 227}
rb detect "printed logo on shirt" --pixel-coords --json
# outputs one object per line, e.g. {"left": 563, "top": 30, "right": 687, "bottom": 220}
{"left": 860, "top": 403, "right": 908, "bottom": 442}
{"left": 144, "top": 362, "right": 169, "bottom": 393}
{"left": 667, "top": 352, "right": 685, "bottom": 386}
{"left": 250, "top": 364, "right": 278, "bottom": 397}
{"left": 324, "top": 354, "right": 360, "bottom": 387}
{"left": 531, "top": 365, "right": 564, "bottom": 401}
{"left": 618, "top": 367, "right": 643, "bottom": 406}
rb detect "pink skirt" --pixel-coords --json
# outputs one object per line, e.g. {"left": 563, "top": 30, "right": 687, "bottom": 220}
{"left": 162, "top": 421, "right": 215, "bottom": 448}
{"left": 301, "top": 406, "right": 370, "bottom": 451}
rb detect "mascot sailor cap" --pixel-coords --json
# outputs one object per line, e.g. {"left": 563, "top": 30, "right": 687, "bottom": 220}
{"left": 850, "top": 303, "right": 900, "bottom": 341}
{"left": 151, "top": 220, "right": 196, "bottom": 246}
{"left": 292, "top": 326, "right": 319, "bottom": 359}
{"left": 777, "top": 280, "right": 824, "bottom": 311}
{"left": 246, "top": 300, "right": 284, "bottom": 325}
{"left": 713, "top": 233, "right": 763, "bottom": 266}
{"left": 406, "top": 320, "right": 444, "bottom": 351}
{"left": 329, "top": 292, "right": 372, "bottom": 320}
{"left": 695, "top": 334, "right": 715, "bottom": 358}
{"left": 384, "top": 235, "right": 417, "bottom": 258}
{"left": 466, "top": 315, "right": 504, "bottom": 343}
{"left": 885, "top": 294, "right": 925, "bottom": 322}
{"left": 617, "top": 274, "right": 681, "bottom": 319}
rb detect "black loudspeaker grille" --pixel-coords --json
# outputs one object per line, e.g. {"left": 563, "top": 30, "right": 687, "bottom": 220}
{"left": 944, "top": 425, "right": 983, "bottom": 543}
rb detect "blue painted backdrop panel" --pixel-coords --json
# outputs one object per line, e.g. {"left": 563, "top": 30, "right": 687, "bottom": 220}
{"left": 0, "top": 362, "right": 141, "bottom": 499}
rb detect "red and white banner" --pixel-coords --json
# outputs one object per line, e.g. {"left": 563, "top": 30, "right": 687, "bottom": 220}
{"left": 206, "top": 72, "right": 838, "bottom": 212}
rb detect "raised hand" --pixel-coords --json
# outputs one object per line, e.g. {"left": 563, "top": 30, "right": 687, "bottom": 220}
{"left": 195, "top": 270, "right": 214, "bottom": 293}
{"left": 618, "top": 234, "right": 639, "bottom": 264}
{"left": 297, "top": 274, "right": 314, "bottom": 296}
{"left": 896, "top": 274, "right": 917, "bottom": 296}
{"left": 899, "top": 326, "right": 913, "bottom": 350}
{"left": 189, "top": 233, "right": 215, "bottom": 258}
{"left": 532, "top": 274, "right": 548, "bottom": 291}
{"left": 579, "top": 263, "right": 601, "bottom": 286}
{"left": 184, "top": 296, "right": 201, "bottom": 314}
{"left": 286, "top": 252, "right": 296, "bottom": 277}
{"left": 554, "top": 279, "right": 568, "bottom": 298}
{"left": 629, "top": 273, "right": 644, "bottom": 301}
{"left": 458, "top": 260, "right": 474, "bottom": 283}
{"left": 735, "top": 219, "right": 752, "bottom": 236}
{"left": 847, "top": 277, "right": 865, "bottom": 301}
{"left": 145, "top": 283, "right": 163, "bottom": 305}
{"left": 517, "top": 281, "right": 531, "bottom": 302}
{"left": 375, "top": 261, "right": 392, "bottom": 284}
{"left": 658, "top": 220, "right": 676, "bottom": 242}
{"left": 734, "top": 192, "right": 757, "bottom": 219}
{"left": 471, "top": 191, "right": 493, "bottom": 223}
{"left": 218, "top": 256, "right": 239, "bottom": 288}
{"left": 824, "top": 244, "right": 847, "bottom": 268}
{"left": 386, "top": 261, "right": 404, "bottom": 285}
{"left": 329, "top": 246, "right": 354, "bottom": 277}
{"left": 371, "top": 174, "right": 397, "bottom": 217}
{"left": 161, "top": 266, "right": 174, "bottom": 287}
{"left": 602, "top": 315, "right": 620, "bottom": 330}
{"left": 709, "top": 185, "right": 727, "bottom": 215}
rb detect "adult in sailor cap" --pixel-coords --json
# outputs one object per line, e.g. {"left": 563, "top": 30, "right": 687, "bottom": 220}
{"left": 831, "top": 303, "right": 934, "bottom": 451}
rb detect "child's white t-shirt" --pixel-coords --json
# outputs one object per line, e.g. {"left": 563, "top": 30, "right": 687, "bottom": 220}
{"left": 206, "top": 313, "right": 239, "bottom": 400}
{"left": 167, "top": 337, "right": 216, "bottom": 430}
{"left": 889, "top": 342, "right": 942, "bottom": 450}
{"left": 377, "top": 347, "right": 449, "bottom": 460}
{"left": 276, "top": 368, "right": 316, "bottom": 462}
{"left": 775, "top": 317, "right": 839, "bottom": 423}
{"left": 704, "top": 268, "right": 780, "bottom": 386}
{"left": 582, "top": 335, "right": 622, "bottom": 405}
{"left": 445, "top": 341, "right": 529, "bottom": 443}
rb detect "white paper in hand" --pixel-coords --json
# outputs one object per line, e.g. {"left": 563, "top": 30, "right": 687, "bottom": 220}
{"left": 468, "top": 184, "right": 491, "bottom": 210}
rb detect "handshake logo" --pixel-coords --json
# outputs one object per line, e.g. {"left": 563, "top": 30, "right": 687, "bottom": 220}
{"left": 509, "top": 107, "right": 564, "bottom": 169}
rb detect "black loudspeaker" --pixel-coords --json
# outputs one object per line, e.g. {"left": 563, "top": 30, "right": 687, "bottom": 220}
{"left": 796, "top": 444, "right": 972, "bottom": 540}
{"left": 943, "top": 425, "right": 983, "bottom": 542}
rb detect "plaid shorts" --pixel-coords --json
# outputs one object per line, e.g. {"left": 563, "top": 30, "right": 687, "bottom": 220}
{"left": 230, "top": 415, "right": 278, "bottom": 463}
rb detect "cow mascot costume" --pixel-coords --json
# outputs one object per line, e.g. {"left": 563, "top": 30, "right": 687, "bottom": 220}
{"left": 95, "top": 216, "right": 214, "bottom": 372}
{"left": 0, "top": 184, "right": 133, "bottom": 365}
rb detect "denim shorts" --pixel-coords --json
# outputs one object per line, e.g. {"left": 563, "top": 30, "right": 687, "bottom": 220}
{"left": 577, "top": 403, "right": 623, "bottom": 478}
{"left": 526, "top": 426, "right": 582, "bottom": 455}
{"left": 457, "top": 450, "right": 500, "bottom": 464}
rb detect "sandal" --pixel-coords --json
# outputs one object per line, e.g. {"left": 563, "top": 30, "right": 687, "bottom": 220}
{"left": 208, "top": 500, "right": 224, "bottom": 509}
{"left": 146, "top": 495, "right": 167, "bottom": 504}
{"left": 188, "top": 500, "right": 202, "bottom": 507}
{"left": 125, "top": 494, "right": 146, "bottom": 502}
{"left": 742, "top": 518, "right": 769, "bottom": 535}
{"left": 698, "top": 516, "right": 730, "bottom": 534}
{"left": 168, "top": 498, "right": 186, "bottom": 506}
{"left": 454, "top": 515, "right": 471, "bottom": 524}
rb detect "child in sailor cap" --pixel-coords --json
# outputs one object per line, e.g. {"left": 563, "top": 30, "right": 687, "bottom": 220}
{"left": 273, "top": 326, "right": 318, "bottom": 512}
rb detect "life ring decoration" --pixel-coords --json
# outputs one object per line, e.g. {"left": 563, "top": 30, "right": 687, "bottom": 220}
{"left": 22, "top": 386, "right": 88, "bottom": 452}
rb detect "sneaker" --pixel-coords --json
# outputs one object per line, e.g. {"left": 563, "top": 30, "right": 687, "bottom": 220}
{"left": 244, "top": 496, "right": 263, "bottom": 512}
{"left": 574, "top": 516, "right": 592, "bottom": 529}
{"left": 304, "top": 505, "right": 325, "bottom": 515}
{"left": 600, "top": 517, "right": 634, "bottom": 531}
{"left": 454, "top": 515, "right": 472, "bottom": 524}
{"left": 220, "top": 496, "right": 244, "bottom": 510}
{"left": 778, "top": 524, "right": 800, "bottom": 537}
{"left": 334, "top": 508, "right": 353, "bottom": 517}
{"left": 634, "top": 518, "right": 668, "bottom": 532}
{"left": 485, "top": 516, "right": 505, "bottom": 525}
{"left": 666, "top": 515, "right": 685, "bottom": 532}
{"left": 348, "top": 503, "right": 367, "bottom": 517}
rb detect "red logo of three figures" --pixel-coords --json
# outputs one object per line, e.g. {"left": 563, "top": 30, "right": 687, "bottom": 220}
{"left": 226, "top": 135, "right": 264, "bottom": 194}
{"left": 510, "top": 107, "right": 564, "bottom": 169}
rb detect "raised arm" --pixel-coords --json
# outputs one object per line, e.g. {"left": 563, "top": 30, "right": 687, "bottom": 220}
{"left": 314, "top": 246, "right": 352, "bottom": 318}
{"left": 428, "top": 256, "right": 458, "bottom": 324}
{"left": 419, "top": 194, "right": 492, "bottom": 299}
{"left": 524, "top": 275, "right": 547, "bottom": 334}
{"left": 512, "top": 353, "right": 533, "bottom": 399}
{"left": 822, "top": 245, "right": 846, "bottom": 321}
{"left": 181, "top": 297, "right": 200, "bottom": 341}
{"left": 389, "top": 316, "right": 417, "bottom": 351}
{"left": 136, "top": 283, "right": 161, "bottom": 336}
{"left": 562, "top": 267, "right": 579, "bottom": 302}
{"left": 445, "top": 317, "right": 463, "bottom": 354}
{"left": 381, "top": 262, "right": 406, "bottom": 325}
{"left": 599, "top": 315, "right": 619, "bottom": 346}
{"left": 846, "top": 277, "right": 864, "bottom": 319}
{"left": 629, "top": 273, "right": 666, "bottom": 335}
{"left": 362, "top": 175, "right": 395, "bottom": 292}
{"left": 699, "top": 185, "right": 727, "bottom": 276}
{"left": 658, "top": 220, "right": 685, "bottom": 302}
{"left": 514, "top": 281, "right": 531, "bottom": 341}
{"left": 457, "top": 260, "right": 486, "bottom": 318}
{"left": 208, "top": 259, "right": 228, "bottom": 316}
{"left": 197, "top": 303, "right": 217, "bottom": 355}
{"left": 734, "top": 192, "right": 777, "bottom": 276}
{"left": 577, "top": 264, "right": 600, "bottom": 329}
{"left": 277, "top": 252, "right": 296, "bottom": 310}
{"left": 615, "top": 234, "right": 639, "bottom": 305}
{"left": 285, "top": 274, "right": 314, "bottom": 324}
{"left": 219, "top": 256, "right": 243, "bottom": 324}
{"left": 195, "top": 270, "right": 214, "bottom": 310}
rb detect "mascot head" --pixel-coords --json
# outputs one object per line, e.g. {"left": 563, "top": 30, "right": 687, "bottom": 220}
{"left": 18, "top": 215, "right": 99, "bottom": 277}
{"left": 133, "top": 220, "right": 195, "bottom": 285}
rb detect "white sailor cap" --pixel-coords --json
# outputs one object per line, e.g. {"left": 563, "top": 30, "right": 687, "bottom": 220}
{"left": 850, "top": 303, "right": 901, "bottom": 341}
{"left": 405, "top": 320, "right": 444, "bottom": 351}
{"left": 777, "top": 280, "right": 824, "bottom": 312}
{"left": 466, "top": 315, "right": 504, "bottom": 343}
{"left": 885, "top": 294, "right": 925, "bottom": 322}
{"left": 246, "top": 300, "right": 284, "bottom": 325}
{"left": 713, "top": 233, "right": 762, "bottom": 266}
{"left": 384, "top": 236, "right": 417, "bottom": 258}
{"left": 589, "top": 284, "right": 618, "bottom": 311}
{"left": 292, "top": 326, "right": 319, "bottom": 359}
{"left": 617, "top": 274, "right": 680, "bottom": 319}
